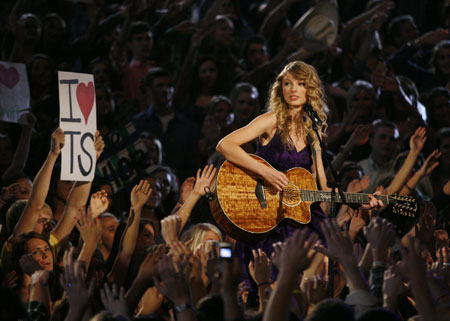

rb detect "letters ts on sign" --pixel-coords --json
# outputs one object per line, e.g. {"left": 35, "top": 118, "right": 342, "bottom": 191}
{"left": 58, "top": 71, "right": 97, "bottom": 182}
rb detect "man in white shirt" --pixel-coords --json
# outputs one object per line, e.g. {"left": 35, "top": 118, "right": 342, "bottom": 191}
{"left": 358, "top": 120, "right": 399, "bottom": 193}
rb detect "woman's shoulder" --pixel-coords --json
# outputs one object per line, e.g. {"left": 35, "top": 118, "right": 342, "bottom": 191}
{"left": 252, "top": 111, "right": 278, "bottom": 132}
{"left": 253, "top": 112, "right": 277, "bottom": 142}
{"left": 254, "top": 111, "right": 277, "bottom": 127}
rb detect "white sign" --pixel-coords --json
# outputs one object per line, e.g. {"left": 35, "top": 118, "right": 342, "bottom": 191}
{"left": 0, "top": 61, "right": 30, "bottom": 123}
{"left": 58, "top": 71, "right": 97, "bottom": 181}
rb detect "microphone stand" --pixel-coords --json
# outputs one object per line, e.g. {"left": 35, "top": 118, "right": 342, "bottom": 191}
{"left": 308, "top": 115, "right": 346, "bottom": 298}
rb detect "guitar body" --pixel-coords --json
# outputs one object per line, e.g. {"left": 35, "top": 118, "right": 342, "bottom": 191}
{"left": 210, "top": 154, "right": 317, "bottom": 241}
{"left": 210, "top": 155, "right": 418, "bottom": 241}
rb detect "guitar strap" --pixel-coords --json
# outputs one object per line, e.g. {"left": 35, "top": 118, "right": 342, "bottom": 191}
{"left": 309, "top": 144, "right": 319, "bottom": 181}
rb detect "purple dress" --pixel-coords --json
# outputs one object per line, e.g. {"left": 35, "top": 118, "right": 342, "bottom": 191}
{"left": 234, "top": 133, "right": 328, "bottom": 290}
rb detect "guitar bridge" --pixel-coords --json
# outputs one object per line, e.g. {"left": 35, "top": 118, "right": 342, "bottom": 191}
{"left": 255, "top": 179, "right": 267, "bottom": 209}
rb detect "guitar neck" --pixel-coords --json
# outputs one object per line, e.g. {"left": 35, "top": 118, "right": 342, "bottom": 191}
{"left": 299, "top": 190, "right": 389, "bottom": 205}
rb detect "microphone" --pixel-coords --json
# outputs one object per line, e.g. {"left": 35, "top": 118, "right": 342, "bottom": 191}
{"left": 303, "top": 103, "right": 322, "bottom": 126}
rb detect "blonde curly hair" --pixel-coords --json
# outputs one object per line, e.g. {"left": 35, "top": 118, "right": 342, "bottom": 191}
{"left": 268, "top": 61, "right": 327, "bottom": 149}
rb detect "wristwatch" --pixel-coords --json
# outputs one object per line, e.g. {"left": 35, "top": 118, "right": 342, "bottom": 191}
{"left": 174, "top": 303, "right": 193, "bottom": 313}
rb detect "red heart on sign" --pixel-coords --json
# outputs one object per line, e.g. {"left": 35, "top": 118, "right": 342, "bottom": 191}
{"left": 76, "top": 82, "right": 95, "bottom": 125}
{"left": 0, "top": 64, "right": 20, "bottom": 88}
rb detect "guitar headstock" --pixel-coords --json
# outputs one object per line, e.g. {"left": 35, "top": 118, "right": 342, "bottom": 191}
{"left": 388, "top": 194, "right": 419, "bottom": 218}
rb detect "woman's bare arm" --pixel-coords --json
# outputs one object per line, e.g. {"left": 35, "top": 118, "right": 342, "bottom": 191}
{"left": 216, "top": 112, "right": 289, "bottom": 191}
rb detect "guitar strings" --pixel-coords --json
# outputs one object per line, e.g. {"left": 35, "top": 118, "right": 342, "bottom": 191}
{"left": 252, "top": 186, "right": 413, "bottom": 210}
{"left": 261, "top": 187, "right": 377, "bottom": 202}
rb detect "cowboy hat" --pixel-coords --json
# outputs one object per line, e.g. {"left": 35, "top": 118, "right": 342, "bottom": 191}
{"left": 292, "top": 2, "right": 339, "bottom": 53}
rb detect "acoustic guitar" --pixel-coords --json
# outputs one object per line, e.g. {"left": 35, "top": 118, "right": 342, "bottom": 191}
{"left": 210, "top": 154, "right": 418, "bottom": 241}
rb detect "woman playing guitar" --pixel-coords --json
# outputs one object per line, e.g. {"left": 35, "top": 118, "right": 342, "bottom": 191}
{"left": 216, "top": 61, "right": 383, "bottom": 296}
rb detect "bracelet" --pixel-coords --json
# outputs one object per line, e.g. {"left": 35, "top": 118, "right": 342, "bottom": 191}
{"left": 257, "top": 281, "right": 271, "bottom": 287}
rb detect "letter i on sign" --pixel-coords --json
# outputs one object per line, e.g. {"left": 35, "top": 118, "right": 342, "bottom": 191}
{"left": 58, "top": 71, "right": 97, "bottom": 182}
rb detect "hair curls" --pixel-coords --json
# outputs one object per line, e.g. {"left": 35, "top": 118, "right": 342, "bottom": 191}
{"left": 268, "top": 61, "right": 327, "bottom": 149}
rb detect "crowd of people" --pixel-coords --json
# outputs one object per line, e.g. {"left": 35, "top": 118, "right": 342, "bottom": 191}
{"left": 1, "top": 0, "right": 450, "bottom": 320}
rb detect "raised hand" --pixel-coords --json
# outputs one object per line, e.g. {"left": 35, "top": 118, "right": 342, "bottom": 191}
{"left": 415, "top": 201, "right": 436, "bottom": 248}
{"left": 165, "top": 1, "right": 185, "bottom": 22}
{"left": 415, "top": 28, "right": 448, "bottom": 46}
{"left": 76, "top": 206, "right": 101, "bottom": 247}
{"left": 171, "top": 243, "right": 194, "bottom": 280}
{"left": 161, "top": 215, "right": 182, "bottom": 245}
{"left": 136, "top": 245, "right": 166, "bottom": 286}
{"left": 183, "top": 244, "right": 203, "bottom": 285}
{"left": 279, "top": 230, "right": 318, "bottom": 277}
{"left": 342, "top": 110, "right": 360, "bottom": 133}
{"left": 138, "top": 287, "right": 164, "bottom": 315}
{"left": 369, "top": 0, "right": 395, "bottom": 17}
{"left": 19, "top": 253, "right": 42, "bottom": 275}
{"left": 59, "top": 248, "right": 95, "bottom": 313}
{"left": 193, "top": 164, "right": 217, "bottom": 196}
{"left": 130, "top": 179, "right": 152, "bottom": 210}
{"left": 194, "top": 242, "right": 208, "bottom": 272}
{"left": 0, "top": 182, "right": 22, "bottom": 202}
{"left": 94, "top": 131, "right": 105, "bottom": 160}
{"left": 315, "top": 220, "right": 354, "bottom": 263}
{"left": 248, "top": 249, "right": 272, "bottom": 286}
{"left": 346, "top": 176, "right": 370, "bottom": 193}
{"left": 89, "top": 190, "right": 109, "bottom": 218}
{"left": 434, "top": 229, "right": 449, "bottom": 251}
{"left": 382, "top": 267, "right": 407, "bottom": 310}
{"left": 237, "top": 281, "right": 250, "bottom": 305}
{"left": 417, "top": 149, "right": 441, "bottom": 177}
{"left": 345, "top": 124, "right": 374, "bottom": 149}
{"left": 409, "top": 126, "right": 427, "bottom": 155}
{"left": 179, "top": 177, "right": 195, "bottom": 203}
{"left": 153, "top": 255, "right": 191, "bottom": 306}
{"left": 271, "top": 241, "right": 285, "bottom": 270}
{"left": 2, "top": 270, "right": 18, "bottom": 289}
{"left": 349, "top": 209, "right": 367, "bottom": 240}
{"left": 169, "top": 241, "right": 206, "bottom": 305}
{"left": 316, "top": 220, "right": 370, "bottom": 292}
{"left": 363, "top": 218, "right": 396, "bottom": 262}
{"left": 430, "top": 247, "right": 450, "bottom": 288}
{"left": 50, "top": 128, "right": 65, "bottom": 156}
{"left": 100, "top": 283, "right": 130, "bottom": 319}
{"left": 204, "top": 242, "right": 221, "bottom": 288}
{"left": 169, "top": 241, "right": 191, "bottom": 264}
{"left": 302, "top": 275, "right": 329, "bottom": 306}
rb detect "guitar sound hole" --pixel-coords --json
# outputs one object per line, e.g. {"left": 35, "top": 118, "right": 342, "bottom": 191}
{"left": 281, "top": 184, "right": 301, "bottom": 207}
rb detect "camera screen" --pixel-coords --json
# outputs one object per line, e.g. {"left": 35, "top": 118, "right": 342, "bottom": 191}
{"left": 219, "top": 247, "right": 232, "bottom": 258}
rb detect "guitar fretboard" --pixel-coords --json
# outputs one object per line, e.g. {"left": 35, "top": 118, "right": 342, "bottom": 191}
{"left": 298, "top": 190, "right": 389, "bottom": 204}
